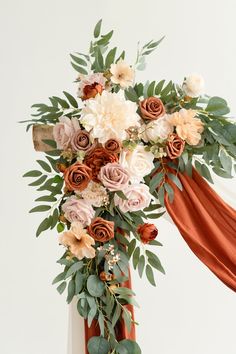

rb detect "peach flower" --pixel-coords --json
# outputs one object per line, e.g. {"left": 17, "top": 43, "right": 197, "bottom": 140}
{"left": 169, "top": 108, "right": 204, "bottom": 145}
{"left": 110, "top": 59, "right": 134, "bottom": 88}
{"left": 139, "top": 97, "right": 165, "bottom": 120}
{"left": 59, "top": 222, "right": 95, "bottom": 260}
{"left": 77, "top": 73, "right": 106, "bottom": 100}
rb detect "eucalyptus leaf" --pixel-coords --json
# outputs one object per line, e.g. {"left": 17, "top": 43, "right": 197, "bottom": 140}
{"left": 87, "top": 275, "right": 105, "bottom": 297}
{"left": 87, "top": 336, "right": 110, "bottom": 354}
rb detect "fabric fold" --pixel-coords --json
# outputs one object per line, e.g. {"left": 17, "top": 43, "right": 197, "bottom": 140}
{"left": 165, "top": 168, "right": 236, "bottom": 292}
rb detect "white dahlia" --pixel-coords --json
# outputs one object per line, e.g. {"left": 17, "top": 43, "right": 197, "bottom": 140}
{"left": 80, "top": 91, "right": 140, "bottom": 143}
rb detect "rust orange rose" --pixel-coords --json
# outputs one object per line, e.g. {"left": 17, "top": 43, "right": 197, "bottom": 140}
{"left": 88, "top": 217, "right": 114, "bottom": 243}
{"left": 82, "top": 83, "right": 103, "bottom": 100}
{"left": 137, "top": 223, "right": 158, "bottom": 244}
{"left": 104, "top": 139, "right": 121, "bottom": 153}
{"left": 64, "top": 162, "right": 92, "bottom": 191}
{"left": 166, "top": 133, "right": 185, "bottom": 159}
{"left": 139, "top": 97, "right": 165, "bottom": 120}
{"left": 84, "top": 147, "right": 118, "bottom": 182}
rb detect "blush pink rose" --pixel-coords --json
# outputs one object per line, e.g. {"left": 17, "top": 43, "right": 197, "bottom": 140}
{"left": 98, "top": 163, "right": 130, "bottom": 191}
{"left": 53, "top": 117, "right": 80, "bottom": 150}
{"left": 114, "top": 183, "right": 152, "bottom": 213}
{"left": 62, "top": 196, "right": 95, "bottom": 226}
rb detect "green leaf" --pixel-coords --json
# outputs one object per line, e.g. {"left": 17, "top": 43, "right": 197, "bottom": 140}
{"left": 118, "top": 340, "right": 141, "bottom": 354}
{"left": 158, "top": 185, "right": 165, "bottom": 206}
{"left": 164, "top": 183, "right": 174, "bottom": 203}
{"left": 155, "top": 79, "right": 165, "bottom": 95}
{"left": 132, "top": 247, "right": 140, "bottom": 270}
{"left": 116, "top": 190, "right": 128, "bottom": 200}
{"left": 105, "top": 47, "right": 117, "bottom": 68}
{"left": 125, "top": 87, "right": 139, "bottom": 102}
{"left": 63, "top": 91, "right": 78, "bottom": 108}
{"left": 147, "top": 81, "right": 156, "bottom": 97}
{"left": 112, "top": 304, "right": 122, "bottom": 327}
{"left": 29, "top": 205, "right": 51, "bottom": 213}
{"left": 138, "top": 255, "right": 145, "bottom": 278}
{"left": 220, "top": 149, "right": 232, "bottom": 175}
{"left": 147, "top": 211, "right": 165, "bottom": 219}
{"left": 127, "top": 238, "right": 136, "bottom": 258}
{"left": 94, "top": 19, "right": 102, "bottom": 38}
{"left": 87, "top": 336, "right": 110, "bottom": 354}
{"left": 70, "top": 54, "right": 87, "bottom": 67}
{"left": 52, "top": 272, "right": 65, "bottom": 285}
{"left": 161, "top": 80, "right": 173, "bottom": 97}
{"left": 37, "top": 160, "right": 51, "bottom": 173}
{"left": 65, "top": 262, "right": 84, "bottom": 278}
{"left": 57, "top": 281, "right": 67, "bottom": 294}
{"left": 67, "top": 279, "right": 75, "bottom": 304}
{"left": 35, "top": 195, "right": 57, "bottom": 202}
{"left": 52, "top": 96, "right": 70, "bottom": 109}
{"left": 36, "top": 217, "right": 50, "bottom": 237}
{"left": 122, "top": 308, "right": 132, "bottom": 333}
{"left": 23, "top": 170, "right": 42, "bottom": 178}
{"left": 75, "top": 272, "right": 85, "bottom": 294}
{"left": 212, "top": 167, "right": 232, "bottom": 178}
{"left": 206, "top": 96, "right": 230, "bottom": 116}
{"left": 42, "top": 139, "right": 57, "bottom": 148}
{"left": 146, "top": 264, "right": 156, "bottom": 286}
{"left": 57, "top": 222, "right": 65, "bottom": 233}
{"left": 149, "top": 172, "right": 164, "bottom": 193}
{"left": 51, "top": 208, "right": 59, "bottom": 229}
{"left": 71, "top": 62, "right": 88, "bottom": 75}
{"left": 201, "top": 164, "right": 214, "bottom": 184}
{"left": 149, "top": 240, "right": 163, "bottom": 246}
{"left": 146, "top": 250, "right": 165, "bottom": 274}
{"left": 96, "top": 46, "right": 104, "bottom": 70}
{"left": 87, "top": 275, "right": 105, "bottom": 297}
{"left": 97, "top": 30, "right": 113, "bottom": 46}
{"left": 28, "top": 175, "right": 47, "bottom": 186}
{"left": 98, "top": 312, "right": 105, "bottom": 336}
{"left": 167, "top": 173, "right": 183, "bottom": 190}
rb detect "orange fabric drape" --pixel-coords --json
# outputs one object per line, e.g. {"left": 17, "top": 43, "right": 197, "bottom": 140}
{"left": 84, "top": 273, "right": 136, "bottom": 354}
{"left": 165, "top": 168, "right": 236, "bottom": 292}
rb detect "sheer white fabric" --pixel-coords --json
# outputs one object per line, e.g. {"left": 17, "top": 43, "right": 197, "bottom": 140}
{"left": 67, "top": 174, "right": 236, "bottom": 354}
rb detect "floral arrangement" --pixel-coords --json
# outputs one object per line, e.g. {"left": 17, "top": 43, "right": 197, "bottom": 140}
{"left": 22, "top": 20, "right": 236, "bottom": 354}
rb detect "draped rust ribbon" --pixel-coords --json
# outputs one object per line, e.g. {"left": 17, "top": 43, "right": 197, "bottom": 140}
{"left": 165, "top": 168, "right": 236, "bottom": 292}
{"left": 84, "top": 272, "right": 136, "bottom": 354}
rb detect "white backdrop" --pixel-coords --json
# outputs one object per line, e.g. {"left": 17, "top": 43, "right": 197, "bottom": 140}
{"left": 0, "top": 1, "right": 236, "bottom": 353}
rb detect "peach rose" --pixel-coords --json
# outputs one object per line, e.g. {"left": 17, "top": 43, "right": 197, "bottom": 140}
{"left": 88, "top": 217, "right": 114, "bottom": 243}
{"left": 98, "top": 163, "right": 130, "bottom": 191}
{"left": 64, "top": 162, "right": 92, "bottom": 191}
{"left": 139, "top": 97, "right": 166, "bottom": 120}
{"left": 104, "top": 139, "right": 121, "bottom": 153}
{"left": 166, "top": 133, "right": 185, "bottom": 159}
{"left": 84, "top": 147, "right": 118, "bottom": 182}
{"left": 53, "top": 117, "right": 80, "bottom": 150}
{"left": 137, "top": 223, "right": 158, "bottom": 244}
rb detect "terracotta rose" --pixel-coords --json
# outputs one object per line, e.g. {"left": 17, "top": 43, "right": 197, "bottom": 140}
{"left": 88, "top": 217, "right": 114, "bottom": 243}
{"left": 139, "top": 97, "right": 165, "bottom": 120}
{"left": 82, "top": 83, "right": 103, "bottom": 100}
{"left": 84, "top": 147, "right": 118, "bottom": 182}
{"left": 104, "top": 139, "right": 121, "bottom": 153}
{"left": 166, "top": 133, "right": 185, "bottom": 159}
{"left": 137, "top": 223, "right": 158, "bottom": 244}
{"left": 64, "top": 162, "right": 92, "bottom": 191}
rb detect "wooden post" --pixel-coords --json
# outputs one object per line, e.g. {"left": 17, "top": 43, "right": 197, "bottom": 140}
{"left": 32, "top": 125, "right": 54, "bottom": 152}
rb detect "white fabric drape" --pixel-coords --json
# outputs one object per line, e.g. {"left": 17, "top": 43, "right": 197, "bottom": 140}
{"left": 67, "top": 173, "right": 236, "bottom": 354}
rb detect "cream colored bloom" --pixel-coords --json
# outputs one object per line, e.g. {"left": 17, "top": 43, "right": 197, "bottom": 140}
{"left": 114, "top": 183, "right": 152, "bottom": 213}
{"left": 110, "top": 59, "right": 135, "bottom": 88}
{"left": 80, "top": 91, "right": 140, "bottom": 143}
{"left": 77, "top": 72, "right": 106, "bottom": 98}
{"left": 142, "top": 115, "right": 174, "bottom": 142}
{"left": 183, "top": 74, "right": 205, "bottom": 98}
{"left": 119, "top": 145, "right": 155, "bottom": 182}
{"left": 78, "top": 181, "right": 109, "bottom": 207}
{"left": 59, "top": 222, "right": 95, "bottom": 260}
{"left": 169, "top": 108, "right": 204, "bottom": 145}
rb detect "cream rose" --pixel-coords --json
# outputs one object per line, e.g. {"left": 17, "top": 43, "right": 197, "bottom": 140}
{"left": 114, "top": 183, "right": 152, "bottom": 213}
{"left": 98, "top": 163, "right": 130, "bottom": 191}
{"left": 119, "top": 145, "right": 155, "bottom": 182}
{"left": 142, "top": 115, "right": 174, "bottom": 142}
{"left": 53, "top": 117, "right": 80, "bottom": 150}
{"left": 183, "top": 74, "right": 205, "bottom": 98}
{"left": 62, "top": 196, "right": 95, "bottom": 226}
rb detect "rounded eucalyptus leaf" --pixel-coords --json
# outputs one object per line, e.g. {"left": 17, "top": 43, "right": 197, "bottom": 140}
{"left": 87, "top": 336, "right": 110, "bottom": 354}
{"left": 87, "top": 275, "right": 105, "bottom": 297}
{"left": 118, "top": 340, "right": 141, "bottom": 354}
